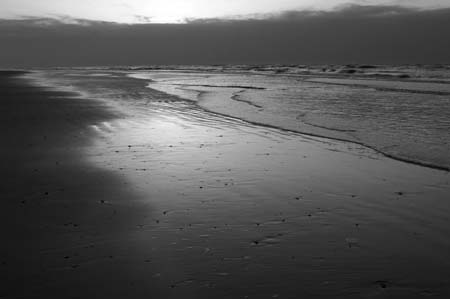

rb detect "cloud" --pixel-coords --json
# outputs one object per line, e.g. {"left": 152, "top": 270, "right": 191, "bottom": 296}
{"left": 133, "top": 15, "right": 153, "bottom": 23}
{"left": 0, "top": 4, "right": 442, "bottom": 26}
{"left": 186, "top": 4, "right": 424, "bottom": 24}
{"left": 0, "top": 5, "right": 449, "bottom": 67}
{"left": 0, "top": 15, "right": 119, "bottom": 27}
{"left": 320, "top": 4, "right": 418, "bottom": 18}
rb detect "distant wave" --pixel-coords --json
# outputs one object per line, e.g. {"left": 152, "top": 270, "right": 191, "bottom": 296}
{"left": 230, "top": 91, "right": 263, "bottom": 109}
{"left": 175, "top": 83, "right": 266, "bottom": 90}
{"left": 299, "top": 119, "right": 357, "bottom": 133}
{"left": 308, "top": 82, "right": 450, "bottom": 96}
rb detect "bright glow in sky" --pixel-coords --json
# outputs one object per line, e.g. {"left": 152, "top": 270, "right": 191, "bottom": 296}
{"left": 0, "top": 0, "right": 449, "bottom": 23}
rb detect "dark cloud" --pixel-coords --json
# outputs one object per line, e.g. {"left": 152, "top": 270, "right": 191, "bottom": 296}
{"left": 186, "top": 4, "right": 421, "bottom": 23}
{"left": 1, "top": 5, "right": 449, "bottom": 67}
{"left": 0, "top": 16, "right": 119, "bottom": 27}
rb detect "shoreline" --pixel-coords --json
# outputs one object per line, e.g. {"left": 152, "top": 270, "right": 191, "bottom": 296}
{"left": 125, "top": 70, "right": 450, "bottom": 172}
{"left": 126, "top": 70, "right": 450, "bottom": 171}
{"left": 136, "top": 83, "right": 450, "bottom": 173}
{"left": 180, "top": 87, "right": 450, "bottom": 172}
{"left": 15, "top": 68, "right": 450, "bottom": 174}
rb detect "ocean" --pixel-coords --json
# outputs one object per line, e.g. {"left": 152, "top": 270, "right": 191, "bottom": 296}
{"left": 29, "top": 64, "right": 450, "bottom": 171}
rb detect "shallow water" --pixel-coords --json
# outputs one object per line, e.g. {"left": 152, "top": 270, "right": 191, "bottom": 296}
{"left": 126, "top": 67, "right": 450, "bottom": 170}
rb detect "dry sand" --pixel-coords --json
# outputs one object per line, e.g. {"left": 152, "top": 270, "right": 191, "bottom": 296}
{"left": 1, "top": 71, "right": 450, "bottom": 298}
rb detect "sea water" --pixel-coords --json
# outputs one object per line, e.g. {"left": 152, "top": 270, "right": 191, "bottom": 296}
{"left": 127, "top": 65, "right": 450, "bottom": 170}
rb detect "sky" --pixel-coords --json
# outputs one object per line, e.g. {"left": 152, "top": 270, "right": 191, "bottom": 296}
{"left": 1, "top": 1, "right": 450, "bottom": 67}
{"left": 1, "top": 0, "right": 450, "bottom": 23}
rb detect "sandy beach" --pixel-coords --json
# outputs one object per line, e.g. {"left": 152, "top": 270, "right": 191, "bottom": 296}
{"left": 2, "top": 70, "right": 450, "bottom": 299}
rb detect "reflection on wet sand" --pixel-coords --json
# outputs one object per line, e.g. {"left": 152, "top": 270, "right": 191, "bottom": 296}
{"left": 6, "top": 70, "right": 449, "bottom": 298}
{"left": 87, "top": 95, "right": 450, "bottom": 298}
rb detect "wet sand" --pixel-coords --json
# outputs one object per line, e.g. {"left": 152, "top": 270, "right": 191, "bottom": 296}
{"left": 2, "top": 71, "right": 450, "bottom": 298}
{"left": 1, "top": 71, "right": 155, "bottom": 298}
